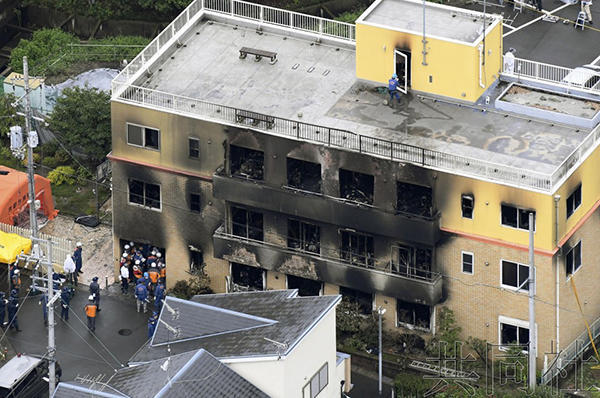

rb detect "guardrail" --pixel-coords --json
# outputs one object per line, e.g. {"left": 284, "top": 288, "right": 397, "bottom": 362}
{"left": 503, "top": 57, "right": 600, "bottom": 95}
{"left": 113, "top": 0, "right": 355, "bottom": 87}
{"left": 112, "top": 82, "right": 554, "bottom": 191}
{"left": 0, "top": 222, "right": 74, "bottom": 266}
{"left": 541, "top": 315, "right": 600, "bottom": 384}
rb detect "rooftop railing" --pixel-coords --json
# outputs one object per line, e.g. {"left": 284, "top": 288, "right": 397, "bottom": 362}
{"left": 112, "top": 82, "right": 555, "bottom": 192}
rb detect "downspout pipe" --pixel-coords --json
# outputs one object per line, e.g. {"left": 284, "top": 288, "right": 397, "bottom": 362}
{"left": 554, "top": 195, "right": 561, "bottom": 355}
{"left": 478, "top": 44, "right": 485, "bottom": 89}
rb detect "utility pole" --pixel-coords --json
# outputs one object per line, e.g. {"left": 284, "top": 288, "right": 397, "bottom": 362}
{"left": 528, "top": 212, "right": 536, "bottom": 391}
{"left": 377, "top": 306, "right": 386, "bottom": 396}
{"left": 23, "top": 57, "right": 39, "bottom": 240}
{"left": 46, "top": 240, "right": 56, "bottom": 396}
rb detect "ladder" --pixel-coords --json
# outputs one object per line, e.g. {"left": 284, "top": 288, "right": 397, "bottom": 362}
{"left": 409, "top": 360, "right": 478, "bottom": 380}
{"left": 575, "top": 11, "right": 587, "bottom": 30}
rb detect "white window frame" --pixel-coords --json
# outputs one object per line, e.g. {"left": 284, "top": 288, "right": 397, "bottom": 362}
{"left": 500, "top": 204, "right": 536, "bottom": 232}
{"left": 566, "top": 185, "right": 582, "bottom": 219}
{"left": 461, "top": 194, "right": 474, "bottom": 219}
{"left": 396, "top": 300, "right": 432, "bottom": 332}
{"left": 126, "top": 122, "right": 161, "bottom": 151}
{"left": 127, "top": 179, "right": 162, "bottom": 212}
{"left": 500, "top": 259, "right": 529, "bottom": 292}
{"left": 461, "top": 251, "right": 474, "bottom": 275}
{"left": 566, "top": 241, "right": 582, "bottom": 279}
{"left": 188, "top": 136, "right": 200, "bottom": 159}
{"left": 303, "top": 362, "right": 328, "bottom": 398}
{"left": 498, "top": 315, "right": 537, "bottom": 355}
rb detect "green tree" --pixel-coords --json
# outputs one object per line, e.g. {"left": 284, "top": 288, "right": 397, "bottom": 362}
{"left": 47, "top": 87, "right": 111, "bottom": 168}
{"left": 0, "top": 94, "right": 24, "bottom": 148}
{"left": 10, "top": 28, "right": 77, "bottom": 75}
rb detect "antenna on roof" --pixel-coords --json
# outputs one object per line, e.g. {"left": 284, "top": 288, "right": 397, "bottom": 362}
{"left": 162, "top": 299, "right": 180, "bottom": 320}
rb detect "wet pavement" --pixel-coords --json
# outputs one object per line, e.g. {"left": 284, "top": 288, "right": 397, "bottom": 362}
{"left": 0, "top": 273, "right": 149, "bottom": 383}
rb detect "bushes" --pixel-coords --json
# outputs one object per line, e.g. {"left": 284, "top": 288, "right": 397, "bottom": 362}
{"left": 48, "top": 165, "right": 76, "bottom": 185}
{"left": 10, "top": 29, "right": 77, "bottom": 75}
{"left": 394, "top": 373, "right": 433, "bottom": 397}
{"left": 168, "top": 272, "right": 213, "bottom": 300}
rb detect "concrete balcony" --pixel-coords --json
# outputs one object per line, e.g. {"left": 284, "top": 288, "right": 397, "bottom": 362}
{"left": 212, "top": 225, "right": 443, "bottom": 305}
{"left": 212, "top": 170, "right": 441, "bottom": 246}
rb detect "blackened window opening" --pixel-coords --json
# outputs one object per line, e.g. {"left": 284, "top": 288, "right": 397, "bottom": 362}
{"left": 397, "top": 181, "right": 433, "bottom": 217}
{"left": 287, "top": 158, "right": 321, "bottom": 193}
{"left": 397, "top": 300, "right": 431, "bottom": 329}
{"left": 287, "top": 275, "right": 322, "bottom": 296}
{"left": 394, "top": 245, "right": 433, "bottom": 279}
{"left": 461, "top": 194, "right": 474, "bottom": 219}
{"left": 288, "top": 219, "right": 320, "bottom": 254}
{"left": 231, "top": 206, "right": 263, "bottom": 241}
{"left": 340, "top": 230, "right": 374, "bottom": 267}
{"left": 340, "top": 286, "right": 372, "bottom": 314}
{"left": 231, "top": 262, "right": 263, "bottom": 290}
{"left": 339, "top": 169, "right": 374, "bottom": 204}
{"left": 230, "top": 145, "right": 264, "bottom": 180}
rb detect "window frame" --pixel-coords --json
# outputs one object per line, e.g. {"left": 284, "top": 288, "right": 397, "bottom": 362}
{"left": 339, "top": 229, "right": 374, "bottom": 268}
{"left": 566, "top": 185, "right": 582, "bottom": 219}
{"left": 461, "top": 251, "right": 474, "bottom": 275}
{"left": 461, "top": 194, "right": 474, "bottom": 219}
{"left": 498, "top": 315, "right": 536, "bottom": 353}
{"left": 126, "top": 122, "right": 161, "bottom": 151}
{"left": 287, "top": 218, "right": 321, "bottom": 254}
{"left": 127, "top": 178, "right": 162, "bottom": 211}
{"left": 396, "top": 299, "right": 432, "bottom": 331}
{"left": 500, "top": 204, "right": 536, "bottom": 232}
{"left": 190, "top": 193, "right": 201, "bottom": 212}
{"left": 500, "top": 259, "right": 529, "bottom": 292}
{"left": 303, "top": 363, "right": 328, "bottom": 398}
{"left": 565, "top": 241, "right": 582, "bottom": 278}
{"left": 230, "top": 206, "right": 264, "bottom": 241}
{"left": 188, "top": 137, "right": 200, "bottom": 159}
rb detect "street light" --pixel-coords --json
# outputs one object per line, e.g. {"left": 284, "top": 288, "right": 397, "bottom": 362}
{"left": 377, "top": 306, "right": 387, "bottom": 396}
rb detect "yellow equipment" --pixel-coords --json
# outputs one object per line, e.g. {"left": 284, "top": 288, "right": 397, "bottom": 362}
{"left": 0, "top": 230, "right": 31, "bottom": 264}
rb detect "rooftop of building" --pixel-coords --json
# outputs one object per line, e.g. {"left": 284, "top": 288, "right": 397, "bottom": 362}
{"left": 358, "top": 0, "right": 501, "bottom": 43}
{"left": 112, "top": 0, "right": 600, "bottom": 192}
{"left": 52, "top": 349, "right": 270, "bottom": 398}
{"left": 130, "top": 290, "right": 340, "bottom": 363}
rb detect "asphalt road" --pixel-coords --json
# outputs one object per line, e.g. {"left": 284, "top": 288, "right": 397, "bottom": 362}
{"left": 0, "top": 275, "right": 149, "bottom": 384}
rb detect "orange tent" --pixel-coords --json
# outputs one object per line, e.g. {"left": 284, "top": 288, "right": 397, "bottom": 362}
{"left": 0, "top": 166, "right": 58, "bottom": 226}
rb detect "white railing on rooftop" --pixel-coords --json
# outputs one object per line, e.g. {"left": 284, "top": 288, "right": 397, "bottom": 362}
{"left": 502, "top": 57, "right": 600, "bottom": 96}
{"left": 113, "top": 0, "right": 355, "bottom": 86}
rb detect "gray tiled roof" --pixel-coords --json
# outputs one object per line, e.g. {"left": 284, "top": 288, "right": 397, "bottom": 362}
{"left": 52, "top": 350, "right": 269, "bottom": 398}
{"left": 152, "top": 296, "right": 276, "bottom": 346}
{"left": 131, "top": 290, "right": 341, "bottom": 363}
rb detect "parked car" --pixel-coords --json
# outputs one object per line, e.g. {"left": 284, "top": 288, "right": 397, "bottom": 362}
{"left": 561, "top": 65, "right": 600, "bottom": 90}
{"left": 0, "top": 354, "right": 60, "bottom": 398}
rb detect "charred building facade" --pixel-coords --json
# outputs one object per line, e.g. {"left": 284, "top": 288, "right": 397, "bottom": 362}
{"left": 110, "top": 0, "right": 600, "bottom": 372}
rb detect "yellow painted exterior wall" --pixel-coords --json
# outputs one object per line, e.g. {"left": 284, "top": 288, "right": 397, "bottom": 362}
{"left": 355, "top": 21, "right": 502, "bottom": 102}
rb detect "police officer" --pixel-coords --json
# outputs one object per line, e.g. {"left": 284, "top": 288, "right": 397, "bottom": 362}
{"left": 388, "top": 73, "right": 401, "bottom": 106}
{"left": 73, "top": 242, "right": 83, "bottom": 275}
{"left": 60, "top": 286, "right": 72, "bottom": 321}
{"left": 89, "top": 276, "right": 101, "bottom": 312}
{"left": 39, "top": 292, "right": 48, "bottom": 326}
{"left": 84, "top": 296, "right": 97, "bottom": 332}
{"left": 7, "top": 294, "right": 20, "bottom": 332}
{"left": 11, "top": 269, "right": 21, "bottom": 295}
{"left": 148, "top": 311, "right": 158, "bottom": 339}
{"left": 0, "top": 292, "right": 7, "bottom": 329}
{"left": 138, "top": 272, "right": 150, "bottom": 290}
{"left": 135, "top": 282, "right": 148, "bottom": 313}
{"left": 154, "top": 281, "right": 165, "bottom": 313}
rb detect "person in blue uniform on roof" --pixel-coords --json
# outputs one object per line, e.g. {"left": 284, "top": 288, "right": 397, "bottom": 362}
{"left": 388, "top": 73, "right": 401, "bottom": 105}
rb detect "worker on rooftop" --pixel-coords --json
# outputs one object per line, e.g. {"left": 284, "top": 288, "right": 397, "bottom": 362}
{"left": 388, "top": 74, "right": 402, "bottom": 106}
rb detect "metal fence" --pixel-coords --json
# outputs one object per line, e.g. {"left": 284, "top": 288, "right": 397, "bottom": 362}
{"left": 113, "top": 0, "right": 355, "bottom": 88}
{"left": 0, "top": 222, "right": 74, "bottom": 265}
{"left": 112, "top": 82, "right": 555, "bottom": 191}
{"left": 504, "top": 57, "right": 600, "bottom": 95}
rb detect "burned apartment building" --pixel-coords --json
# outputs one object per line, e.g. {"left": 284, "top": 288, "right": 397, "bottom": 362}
{"left": 110, "top": 0, "right": 600, "bottom": 371}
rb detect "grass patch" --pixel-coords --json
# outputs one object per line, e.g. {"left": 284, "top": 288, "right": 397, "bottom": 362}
{"left": 51, "top": 182, "right": 111, "bottom": 218}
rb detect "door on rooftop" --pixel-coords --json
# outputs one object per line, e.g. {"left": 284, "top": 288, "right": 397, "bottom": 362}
{"left": 394, "top": 49, "right": 410, "bottom": 94}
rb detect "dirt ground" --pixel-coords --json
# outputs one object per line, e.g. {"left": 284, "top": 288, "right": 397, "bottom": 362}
{"left": 40, "top": 213, "right": 115, "bottom": 287}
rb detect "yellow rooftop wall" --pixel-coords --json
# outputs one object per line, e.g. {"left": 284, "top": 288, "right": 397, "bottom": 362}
{"left": 355, "top": 20, "right": 502, "bottom": 102}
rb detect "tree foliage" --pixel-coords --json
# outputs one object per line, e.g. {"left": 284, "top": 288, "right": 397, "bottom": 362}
{"left": 48, "top": 165, "right": 76, "bottom": 185}
{"left": 25, "top": 0, "right": 192, "bottom": 19}
{"left": 0, "top": 94, "right": 24, "bottom": 147}
{"left": 168, "top": 272, "right": 213, "bottom": 300}
{"left": 47, "top": 87, "right": 110, "bottom": 168}
{"left": 10, "top": 29, "right": 77, "bottom": 75}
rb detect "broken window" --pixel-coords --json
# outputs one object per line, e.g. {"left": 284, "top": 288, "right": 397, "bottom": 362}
{"left": 566, "top": 185, "right": 581, "bottom": 219}
{"left": 500, "top": 319, "right": 529, "bottom": 350}
{"left": 501, "top": 204, "right": 535, "bottom": 231}
{"left": 396, "top": 181, "right": 433, "bottom": 217}
{"left": 340, "top": 286, "right": 372, "bottom": 314}
{"left": 190, "top": 193, "right": 201, "bottom": 212}
{"left": 288, "top": 219, "right": 320, "bottom": 254}
{"left": 340, "top": 230, "right": 374, "bottom": 268}
{"left": 461, "top": 194, "right": 474, "bottom": 219}
{"left": 231, "top": 206, "right": 263, "bottom": 241}
{"left": 397, "top": 300, "right": 431, "bottom": 330}
{"left": 287, "top": 275, "right": 322, "bottom": 296}
{"left": 189, "top": 138, "right": 200, "bottom": 159}
{"left": 287, "top": 158, "right": 322, "bottom": 193}
{"left": 230, "top": 145, "right": 264, "bottom": 180}
{"left": 393, "top": 244, "right": 433, "bottom": 279}
{"left": 339, "top": 169, "right": 374, "bottom": 204}
{"left": 501, "top": 260, "right": 529, "bottom": 291}
{"left": 231, "top": 262, "right": 264, "bottom": 291}
{"left": 566, "top": 241, "right": 582, "bottom": 277}
{"left": 128, "top": 179, "right": 161, "bottom": 210}
{"left": 189, "top": 247, "right": 204, "bottom": 273}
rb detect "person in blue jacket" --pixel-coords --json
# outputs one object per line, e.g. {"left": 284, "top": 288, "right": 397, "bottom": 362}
{"left": 0, "top": 292, "right": 7, "bottom": 328}
{"left": 388, "top": 73, "right": 401, "bottom": 105}
{"left": 61, "top": 286, "right": 72, "bottom": 321}
{"left": 135, "top": 282, "right": 148, "bottom": 313}
{"left": 7, "top": 295, "right": 20, "bottom": 332}
{"left": 154, "top": 282, "right": 165, "bottom": 313}
{"left": 148, "top": 312, "right": 158, "bottom": 339}
{"left": 72, "top": 242, "right": 83, "bottom": 274}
